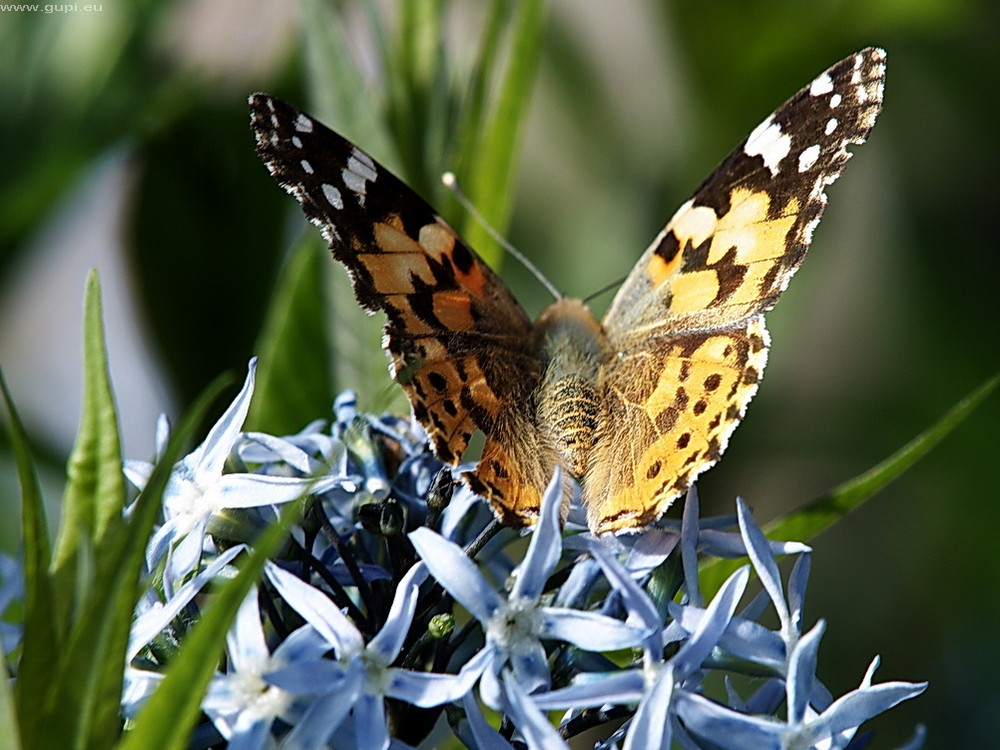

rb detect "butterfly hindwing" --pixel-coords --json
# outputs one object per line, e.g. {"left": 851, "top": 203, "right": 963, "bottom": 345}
{"left": 250, "top": 95, "right": 552, "bottom": 511}
{"left": 587, "top": 48, "right": 885, "bottom": 533}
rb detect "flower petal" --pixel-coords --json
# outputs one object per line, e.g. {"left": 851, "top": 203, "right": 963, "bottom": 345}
{"left": 533, "top": 670, "right": 645, "bottom": 710}
{"left": 208, "top": 472, "right": 340, "bottom": 509}
{"left": 737, "top": 498, "right": 790, "bottom": 633}
{"left": 787, "top": 619, "right": 825, "bottom": 725}
{"left": 623, "top": 665, "right": 674, "bottom": 750}
{"left": 265, "top": 561, "right": 364, "bottom": 656}
{"left": 673, "top": 690, "right": 785, "bottom": 750}
{"left": 353, "top": 692, "right": 389, "bottom": 750}
{"left": 409, "top": 527, "right": 502, "bottom": 622}
{"left": 128, "top": 544, "right": 244, "bottom": 660}
{"left": 810, "top": 679, "right": 928, "bottom": 739}
{"left": 385, "top": 646, "right": 490, "bottom": 707}
{"left": 501, "top": 671, "right": 569, "bottom": 750}
{"left": 460, "top": 692, "right": 515, "bottom": 750}
{"left": 680, "top": 485, "right": 702, "bottom": 606}
{"left": 280, "top": 675, "right": 362, "bottom": 750}
{"left": 187, "top": 358, "right": 257, "bottom": 478}
{"left": 368, "top": 563, "right": 428, "bottom": 661}
{"left": 540, "top": 607, "right": 647, "bottom": 651}
{"left": 672, "top": 565, "right": 749, "bottom": 678}
{"left": 510, "top": 468, "right": 564, "bottom": 600}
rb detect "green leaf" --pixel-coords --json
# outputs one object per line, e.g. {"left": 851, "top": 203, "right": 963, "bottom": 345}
{"left": 384, "top": 0, "right": 446, "bottom": 199}
{"left": 700, "top": 373, "right": 1000, "bottom": 595}
{"left": 7, "top": 269, "right": 236, "bottom": 749}
{"left": 460, "top": 0, "right": 545, "bottom": 266}
{"left": 1, "top": 371, "right": 53, "bottom": 750}
{"left": 0, "top": 646, "right": 20, "bottom": 750}
{"left": 120, "top": 505, "right": 301, "bottom": 750}
{"left": 247, "top": 235, "right": 334, "bottom": 434}
{"left": 42, "top": 372, "right": 232, "bottom": 750}
{"left": 53, "top": 271, "right": 127, "bottom": 579}
{"left": 15, "top": 270, "right": 128, "bottom": 748}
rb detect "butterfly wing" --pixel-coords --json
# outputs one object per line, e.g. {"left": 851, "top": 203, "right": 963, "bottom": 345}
{"left": 587, "top": 48, "right": 886, "bottom": 534}
{"left": 250, "top": 96, "right": 551, "bottom": 521}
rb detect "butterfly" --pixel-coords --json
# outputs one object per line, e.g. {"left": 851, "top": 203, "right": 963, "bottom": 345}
{"left": 249, "top": 47, "right": 885, "bottom": 535}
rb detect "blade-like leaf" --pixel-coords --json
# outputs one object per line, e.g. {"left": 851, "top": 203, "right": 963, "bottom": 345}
{"left": 53, "top": 271, "right": 127, "bottom": 577}
{"left": 247, "top": 236, "right": 334, "bottom": 434}
{"left": 700, "top": 374, "right": 999, "bottom": 594}
{"left": 2, "top": 370, "right": 55, "bottom": 748}
{"left": 33, "top": 369, "right": 234, "bottom": 747}
{"left": 120, "top": 505, "right": 302, "bottom": 750}
{"left": 385, "top": 0, "right": 446, "bottom": 199}
{"left": 0, "top": 644, "right": 20, "bottom": 750}
{"left": 16, "top": 271, "right": 127, "bottom": 748}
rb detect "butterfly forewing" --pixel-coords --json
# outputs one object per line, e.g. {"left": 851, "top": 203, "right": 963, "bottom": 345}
{"left": 603, "top": 47, "right": 886, "bottom": 339}
{"left": 588, "top": 48, "right": 885, "bottom": 533}
{"left": 249, "top": 95, "right": 543, "bottom": 478}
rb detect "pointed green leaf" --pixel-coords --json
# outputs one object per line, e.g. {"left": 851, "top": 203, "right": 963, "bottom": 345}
{"left": 1, "top": 371, "right": 55, "bottom": 749}
{"left": 13, "top": 271, "right": 130, "bottom": 748}
{"left": 247, "top": 236, "right": 335, "bottom": 434}
{"left": 384, "top": 0, "right": 445, "bottom": 198}
{"left": 120, "top": 504, "right": 301, "bottom": 750}
{"left": 700, "top": 374, "right": 1000, "bottom": 595}
{"left": 34, "top": 372, "right": 233, "bottom": 750}
{"left": 53, "top": 271, "right": 126, "bottom": 576}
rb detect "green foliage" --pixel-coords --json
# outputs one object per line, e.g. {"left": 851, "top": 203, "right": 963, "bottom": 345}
{"left": 700, "top": 373, "right": 999, "bottom": 596}
{"left": 247, "top": 235, "right": 334, "bottom": 435}
{"left": 120, "top": 507, "right": 301, "bottom": 750}
{"left": 1, "top": 273, "right": 238, "bottom": 749}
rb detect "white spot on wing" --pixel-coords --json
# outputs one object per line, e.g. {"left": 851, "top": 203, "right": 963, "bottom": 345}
{"left": 810, "top": 73, "right": 834, "bottom": 96}
{"left": 291, "top": 136, "right": 303, "bottom": 149}
{"left": 342, "top": 170, "right": 368, "bottom": 199}
{"left": 322, "top": 183, "right": 343, "bottom": 209}
{"left": 798, "top": 144, "right": 820, "bottom": 172}
{"left": 348, "top": 149, "right": 378, "bottom": 183}
{"left": 347, "top": 148, "right": 377, "bottom": 182}
{"left": 341, "top": 148, "right": 378, "bottom": 206}
{"left": 744, "top": 116, "right": 792, "bottom": 175}
{"left": 294, "top": 114, "right": 314, "bottom": 133}
{"left": 830, "top": 93, "right": 842, "bottom": 108}
{"left": 825, "top": 118, "right": 838, "bottom": 135}
{"left": 301, "top": 160, "right": 314, "bottom": 175}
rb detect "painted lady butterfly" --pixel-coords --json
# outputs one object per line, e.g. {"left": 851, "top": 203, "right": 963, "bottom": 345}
{"left": 250, "top": 47, "right": 885, "bottom": 534}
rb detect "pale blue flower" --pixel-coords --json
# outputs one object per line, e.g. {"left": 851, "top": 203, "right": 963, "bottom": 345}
{"left": 409, "top": 469, "right": 649, "bottom": 709}
{"left": 200, "top": 587, "right": 332, "bottom": 750}
{"left": 125, "top": 359, "right": 340, "bottom": 583}
{"left": 263, "top": 560, "right": 487, "bottom": 750}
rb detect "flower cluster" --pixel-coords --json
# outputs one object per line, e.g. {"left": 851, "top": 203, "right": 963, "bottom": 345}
{"left": 122, "top": 360, "right": 926, "bottom": 749}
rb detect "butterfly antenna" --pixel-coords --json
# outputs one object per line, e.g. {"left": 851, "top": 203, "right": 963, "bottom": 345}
{"left": 582, "top": 275, "right": 627, "bottom": 305}
{"left": 442, "top": 172, "right": 561, "bottom": 301}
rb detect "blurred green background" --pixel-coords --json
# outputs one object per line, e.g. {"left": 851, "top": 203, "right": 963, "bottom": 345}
{"left": 1, "top": 0, "right": 997, "bottom": 746}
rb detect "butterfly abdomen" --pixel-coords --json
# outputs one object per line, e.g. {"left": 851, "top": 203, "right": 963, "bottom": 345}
{"left": 534, "top": 299, "right": 610, "bottom": 478}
